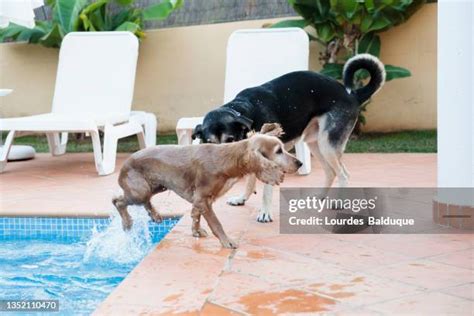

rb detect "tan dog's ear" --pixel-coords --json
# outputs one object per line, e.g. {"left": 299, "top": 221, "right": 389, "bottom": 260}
{"left": 253, "top": 148, "right": 285, "bottom": 186}
{"left": 260, "top": 123, "right": 284, "bottom": 138}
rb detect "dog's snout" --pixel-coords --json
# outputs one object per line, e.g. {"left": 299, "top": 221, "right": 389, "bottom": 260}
{"left": 296, "top": 159, "right": 303, "bottom": 168}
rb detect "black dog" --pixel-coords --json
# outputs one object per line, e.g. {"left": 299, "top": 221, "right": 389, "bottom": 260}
{"left": 193, "top": 54, "right": 385, "bottom": 222}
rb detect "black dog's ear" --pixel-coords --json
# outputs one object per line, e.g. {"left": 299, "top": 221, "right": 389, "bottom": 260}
{"left": 235, "top": 115, "right": 253, "bottom": 130}
{"left": 192, "top": 124, "right": 203, "bottom": 140}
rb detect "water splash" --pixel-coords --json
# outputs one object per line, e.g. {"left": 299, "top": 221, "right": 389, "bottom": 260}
{"left": 83, "top": 206, "right": 153, "bottom": 265}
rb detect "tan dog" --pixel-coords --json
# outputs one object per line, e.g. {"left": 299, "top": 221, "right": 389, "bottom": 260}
{"left": 113, "top": 124, "right": 301, "bottom": 248}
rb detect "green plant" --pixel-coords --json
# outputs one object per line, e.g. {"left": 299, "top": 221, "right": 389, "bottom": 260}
{"left": 272, "top": 0, "right": 425, "bottom": 134}
{"left": 0, "top": 0, "right": 183, "bottom": 48}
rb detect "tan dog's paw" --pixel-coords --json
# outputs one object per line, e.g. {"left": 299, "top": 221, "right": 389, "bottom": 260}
{"left": 192, "top": 227, "right": 208, "bottom": 238}
{"left": 122, "top": 217, "right": 133, "bottom": 231}
{"left": 220, "top": 238, "right": 238, "bottom": 249}
{"left": 150, "top": 212, "right": 163, "bottom": 223}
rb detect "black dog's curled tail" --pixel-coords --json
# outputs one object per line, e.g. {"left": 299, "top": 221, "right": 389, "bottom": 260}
{"left": 343, "top": 53, "right": 386, "bottom": 105}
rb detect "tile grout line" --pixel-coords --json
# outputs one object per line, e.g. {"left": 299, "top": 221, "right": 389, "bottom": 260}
{"left": 202, "top": 300, "right": 249, "bottom": 316}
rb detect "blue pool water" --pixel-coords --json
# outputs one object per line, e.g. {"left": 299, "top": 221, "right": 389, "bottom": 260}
{"left": 0, "top": 209, "right": 179, "bottom": 315}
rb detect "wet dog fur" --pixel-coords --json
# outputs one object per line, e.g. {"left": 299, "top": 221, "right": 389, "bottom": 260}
{"left": 113, "top": 124, "right": 301, "bottom": 249}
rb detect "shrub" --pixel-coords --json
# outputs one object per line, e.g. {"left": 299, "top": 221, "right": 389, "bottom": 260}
{"left": 0, "top": 0, "right": 183, "bottom": 48}
{"left": 272, "top": 0, "right": 426, "bottom": 134}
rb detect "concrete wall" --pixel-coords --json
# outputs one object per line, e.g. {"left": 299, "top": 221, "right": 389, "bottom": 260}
{"left": 0, "top": 4, "right": 437, "bottom": 133}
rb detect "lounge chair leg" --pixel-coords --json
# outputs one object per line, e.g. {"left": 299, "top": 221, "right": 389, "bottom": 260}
{"left": 46, "top": 132, "right": 68, "bottom": 156}
{"left": 0, "top": 131, "right": 16, "bottom": 173}
{"left": 91, "top": 123, "right": 144, "bottom": 176}
{"left": 61, "top": 132, "right": 68, "bottom": 150}
{"left": 137, "top": 129, "right": 146, "bottom": 149}
{"left": 295, "top": 139, "right": 311, "bottom": 175}
{"left": 90, "top": 130, "right": 105, "bottom": 175}
{"left": 101, "top": 124, "right": 119, "bottom": 176}
{"left": 177, "top": 128, "right": 193, "bottom": 145}
{"left": 143, "top": 113, "right": 157, "bottom": 147}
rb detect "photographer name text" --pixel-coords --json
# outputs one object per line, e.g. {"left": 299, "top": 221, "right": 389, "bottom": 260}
{"left": 288, "top": 216, "right": 415, "bottom": 227}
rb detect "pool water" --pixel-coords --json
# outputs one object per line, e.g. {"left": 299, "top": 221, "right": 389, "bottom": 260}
{"left": 0, "top": 208, "right": 178, "bottom": 315}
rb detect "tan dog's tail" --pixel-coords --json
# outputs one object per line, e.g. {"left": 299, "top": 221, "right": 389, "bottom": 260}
{"left": 260, "top": 123, "right": 284, "bottom": 137}
{"left": 247, "top": 123, "right": 285, "bottom": 138}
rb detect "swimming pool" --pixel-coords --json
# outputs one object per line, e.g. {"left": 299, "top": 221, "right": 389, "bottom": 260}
{"left": 0, "top": 210, "right": 179, "bottom": 315}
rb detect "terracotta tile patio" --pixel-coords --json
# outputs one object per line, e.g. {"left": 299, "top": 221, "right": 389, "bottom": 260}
{"left": 1, "top": 153, "right": 472, "bottom": 315}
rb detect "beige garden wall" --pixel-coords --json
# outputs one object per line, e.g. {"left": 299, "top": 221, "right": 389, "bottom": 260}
{"left": 0, "top": 4, "right": 436, "bottom": 133}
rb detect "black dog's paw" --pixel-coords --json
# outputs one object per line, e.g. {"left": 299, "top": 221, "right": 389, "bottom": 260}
{"left": 227, "top": 196, "right": 246, "bottom": 206}
{"left": 256, "top": 209, "right": 273, "bottom": 223}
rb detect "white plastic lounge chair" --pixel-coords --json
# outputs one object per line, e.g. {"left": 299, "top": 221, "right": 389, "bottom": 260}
{"left": 176, "top": 28, "right": 312, "bottom": 175}
{"left": 0, "top": 32, "right": 153, "bottom": 176}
